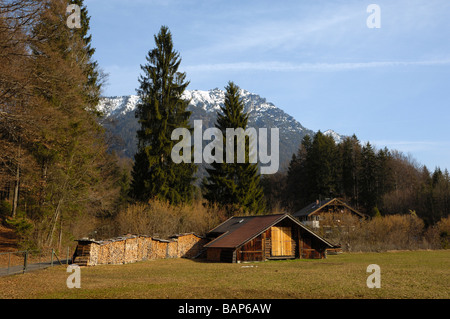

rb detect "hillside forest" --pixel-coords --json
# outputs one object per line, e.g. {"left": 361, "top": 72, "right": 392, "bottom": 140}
{"left": 0, "top": 1, "right": 449, "bottom": 252}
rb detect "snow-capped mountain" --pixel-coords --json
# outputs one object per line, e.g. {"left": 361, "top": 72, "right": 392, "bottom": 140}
{"left": 97, "top": 95, "right": 140, "bottom": 117}
{"left": 98, "top": 88, "right": 344, "bottom": 171}
{"left": 99, "top": 89, "right": 283, "bottom": 119}
{"left": 323, "top": 129, "right": 345, "bottom": 144}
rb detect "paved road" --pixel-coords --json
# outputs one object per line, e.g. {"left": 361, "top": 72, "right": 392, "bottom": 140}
{"left": 0, "top": 259, "right": 71, "bottom": 277}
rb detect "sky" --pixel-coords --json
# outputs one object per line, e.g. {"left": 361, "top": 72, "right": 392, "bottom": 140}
{"left": 85, "top": 0, "right": 450, "bottom": 171}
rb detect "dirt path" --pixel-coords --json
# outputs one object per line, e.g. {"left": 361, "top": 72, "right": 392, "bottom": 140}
{"left": 0, "top": 222, "right": 18, "bottom": 253}
{"left": 0, "top": 222, "right": 22, "bottom": 269}
{"left": 0, "top": 258, "right": 71, "bottom": 277}
{"left": 0, "top": 222, "right": 75, "bottom": 276}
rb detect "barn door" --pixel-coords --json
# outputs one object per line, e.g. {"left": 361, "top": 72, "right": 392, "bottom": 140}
{"left": 271, "top": 226, "right": 293, "bottom": 256}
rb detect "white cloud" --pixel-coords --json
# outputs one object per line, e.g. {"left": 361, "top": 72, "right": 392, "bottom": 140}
{"left": 184, "top": 59, "right": 450, "bottom": 73}
{"left": 186, "top": 6, "right": 358, "bottom": 57}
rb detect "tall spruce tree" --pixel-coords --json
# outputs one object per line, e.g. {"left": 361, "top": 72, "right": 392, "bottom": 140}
{"left": 130, "top": 26, "right": 196, "bottom": 204}
{"left": 285, "top": 135, "right": 312, "bottom": 211}
{"left": 339, "top": 135, "right": 361, "bottom": 205}
{"left": 285, "top": 131, "right": 339, "bottom": 210}
{"left": 305, "top": 131, "right": 338, "bottom": 201}
{"left": 69, "top": 0, "right": 102, "bottom": 108}
{"left": 359, "top": 142, "right": 378, "bottom": 214}
{"left": 203, "top": 82, "right": 266, "bottom": 216}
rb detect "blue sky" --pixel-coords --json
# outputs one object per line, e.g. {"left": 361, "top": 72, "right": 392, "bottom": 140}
{"left": 86, "top": 0, "right": 450, "bottom": 171}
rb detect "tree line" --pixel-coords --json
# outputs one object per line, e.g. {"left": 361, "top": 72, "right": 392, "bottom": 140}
{"left": 263, "top": 132, "right": 450, "bottom": 226}
{"left": 0, "top": 0, "right": 125, "bottom": 250}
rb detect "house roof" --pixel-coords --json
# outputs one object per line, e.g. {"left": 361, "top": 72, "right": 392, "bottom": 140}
{"left": 293, "top": 199, "right": 335, "bottom": 218}
{"left": 207, "top": 214, "right": 282, "bottom": 236}
{"left": 205, "top": 214, "right": 336, "bottom": 249}
{"left": 292, "top": 198, "right": 365, "bottom": 219}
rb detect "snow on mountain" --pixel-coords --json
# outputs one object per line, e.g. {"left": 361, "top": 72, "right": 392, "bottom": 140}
{"left": 324, "top": 129, "right": 345, "bottom": 144}
{"left": 97, "top": 95, "right": 140, "bottom": 117}
{"left": 98, "top": 88, "right": 344, "bottom": 170}
{"left": 98, "top": 88, "right": 278, "bottom": 117}
{"left": 181, "top": 88, "right": 224, "bottom": 112}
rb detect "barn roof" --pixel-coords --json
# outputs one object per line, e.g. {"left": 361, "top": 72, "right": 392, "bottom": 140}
{"left": 292, "top": 198, "right": 365, "bottom": 219}
{"left": 204, "top": 214, "right": 335, "bottom": 249}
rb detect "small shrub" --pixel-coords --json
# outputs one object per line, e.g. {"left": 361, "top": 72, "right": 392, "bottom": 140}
{"left": 372, "top": 206, "right": 381, "bottom": 218}
{"left": 320, "top": 213, "right": 427, "bottom": 252}
{"left": 0, "top": 200, "right": 12, "bottom": 221}
{"left": 5, "top": 213, "right": 36, "bottom": 250}
{"left": 424, "top": 216, "right": 450, "bottom": 249}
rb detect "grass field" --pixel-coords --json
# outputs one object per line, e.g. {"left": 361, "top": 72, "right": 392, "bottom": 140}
{"left": 0, "top": 250, "right": 448, "bottom": 299}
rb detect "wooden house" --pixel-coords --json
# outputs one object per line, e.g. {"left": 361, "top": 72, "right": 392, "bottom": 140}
{"left": 293, "top": 198, "right": 366, "bottom": 230}
{"left": 204, "top": 214, "right": 337, "bottom": 263}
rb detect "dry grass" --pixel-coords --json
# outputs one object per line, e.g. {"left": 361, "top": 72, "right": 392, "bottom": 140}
{"left": 317, "top": 214, "right": 450, "bottom": 251}
{"left": 115, "top": 201, "right": 225, "bottom": 239}
{"left": 0, "top": 250, "right": 448, "bottom": 299}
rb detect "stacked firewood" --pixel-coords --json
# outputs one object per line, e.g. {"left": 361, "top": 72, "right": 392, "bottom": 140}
{"left": 73, "top": 233, "right": 206, "bottom": 266}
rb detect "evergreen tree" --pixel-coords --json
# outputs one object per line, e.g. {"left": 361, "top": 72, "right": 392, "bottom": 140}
{"left": 430, "top": 168, "right": 450, "bottom": 222}
{"left": 305, "top": 131, "right": 338, "bottom": 201}
{"left": 375, "top": 147, "right": 394, "bottom": 205}
{"left": 416, "top": 166, "right": 434, "bottom": 225}
{"left": 359, "top": 142, "right": 378, "bottom": 214}
{"left": 285, "top": 135, "right": 311, "bottom": 211}
{"left": 203, "top": 82, "right": 266, "bottom": 216}
{"left": 339, "top": 135, "right": 361, "bottom": 205}
{"left": 69, "top": 0, "right": 102, "bottom": 108}
{"left": 261, "top": 172, "right": 286, "bottom": 213}
{"left": 130, "top": 26, "right": 196, "bottom": 204}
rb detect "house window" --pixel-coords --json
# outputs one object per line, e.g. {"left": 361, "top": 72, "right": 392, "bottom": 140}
{"left": 271, "top": 226, "right": 293, "bottom": 257}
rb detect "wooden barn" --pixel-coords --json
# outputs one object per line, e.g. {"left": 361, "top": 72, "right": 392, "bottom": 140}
{"left": 204, "top": 214, "right": 337, "bottom": 263}
{"left": 293, "top": 198, "right": 366, "bottom": 229}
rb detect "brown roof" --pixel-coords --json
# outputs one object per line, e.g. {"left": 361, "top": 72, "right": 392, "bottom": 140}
{"left": 293, "top": 198, "right": 366, "bottom": 219}
{"left": 205, "top": 214, "right": 284, "bottom": 249}
{"left": 205, "top": 214, "right": 336, "bottom": 249}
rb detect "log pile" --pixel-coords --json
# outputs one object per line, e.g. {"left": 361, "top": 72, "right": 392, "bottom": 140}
{"left": 170, "top": 233, "right": 209, "bottom": 258}
{"left": 149, "top": 238, "right": 171, "bottom": 260}
{"left": 72, "top": 233, "right": 206, "bottom": 266}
